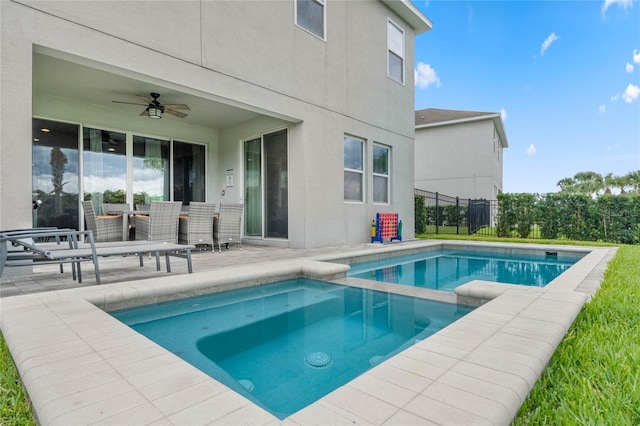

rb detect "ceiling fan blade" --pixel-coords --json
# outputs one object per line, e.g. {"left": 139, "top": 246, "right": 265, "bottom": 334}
{"left": 136, "top": 94, "right": 153, "bottom": 104}
{"left": 139, "top": 110, "right": 149, "bottom": 117}
{"left": 161, "top": 103, "right": 191, "bottom": 110}
{"left": 112, "top": 100, "right": 147, "bottom": 106}
{"left": 165, "top": 109, "right": 188, "bottom": 118}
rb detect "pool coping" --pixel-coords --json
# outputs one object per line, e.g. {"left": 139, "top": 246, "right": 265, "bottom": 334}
{"left": 0, "top": 240, "right": 616, "bottom": 425}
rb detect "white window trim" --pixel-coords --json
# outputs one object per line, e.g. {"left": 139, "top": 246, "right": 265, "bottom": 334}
{"left": 373, "top": 143, "right": 390, "bottom": 204}
{"left": 344, "top": 135, "right": 365, "bottom": 203}
{"left": 295, "top": 0, "right": 327, "bottom": 41}
{"left": 387, "top": 18, "right": 405, "bottom": 85}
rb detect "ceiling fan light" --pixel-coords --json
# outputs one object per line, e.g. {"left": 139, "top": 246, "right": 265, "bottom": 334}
{"left": 147, "top": 106, "right": 162, "bottom": 119}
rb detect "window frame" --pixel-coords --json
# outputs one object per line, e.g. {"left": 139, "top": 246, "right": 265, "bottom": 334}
{"left": 295, "top": 0, "right": 326, "bottom": 41}
{"left": 387, "top": 18, "right": 405, "bottom": 85}
{"left": 344, "top": 135, "right": 365, "bottom": 203}
{"left": 372, "top": 143, "right": 390, "bottom": 204}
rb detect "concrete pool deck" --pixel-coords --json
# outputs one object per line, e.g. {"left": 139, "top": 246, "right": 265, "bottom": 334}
{"left": 0, "top": 240, "right": 616, "bottom": 425}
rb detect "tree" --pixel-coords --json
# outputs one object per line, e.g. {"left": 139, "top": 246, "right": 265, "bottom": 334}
{"left": 610, "top": 174, "right": 629, "bottom": 195}
{"left": 49, "top": 147, "right": 68, "bottom": 216}
{"left": 573, "top": 171, "right": 604, "bottom": 197}
{"left": 626, "top": 170, "right": 640, "bottom": 194}
{"left": 557, "top": 177, "right": 576, "bottom": 193}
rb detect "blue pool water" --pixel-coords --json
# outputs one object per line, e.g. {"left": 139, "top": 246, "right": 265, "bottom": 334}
{"left": 348, "top": 249, "right": 580, "bottom": 291}
{"left": 111, "top": 279, "right": 473, "bottom": 419}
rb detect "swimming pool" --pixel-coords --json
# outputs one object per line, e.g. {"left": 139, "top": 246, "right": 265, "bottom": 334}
{"left": 347, "top": 248, "right": 581, "bottom": 291}
{"left": 111, "top": 278, "right": 473, "bottom": 419}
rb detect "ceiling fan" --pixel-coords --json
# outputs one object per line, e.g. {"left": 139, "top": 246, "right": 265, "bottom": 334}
{"left": 112, "top": 92, "right": 190, "bottom": 119}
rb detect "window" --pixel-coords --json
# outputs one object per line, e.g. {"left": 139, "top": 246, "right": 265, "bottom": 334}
{"left": 296, "top": 0, "right": 325, "bottom": 39}
{"left": 387, "top": 19, "right": 404, "bottom": 84}
{"left": 373, "top": 144, "right": 390, "bottom": 203}
{"left": 344, "top": 135, "right": 364, "bottom": 202}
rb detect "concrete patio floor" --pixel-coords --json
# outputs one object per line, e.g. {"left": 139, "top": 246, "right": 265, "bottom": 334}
{"left": 0, "top": 240, "right": 616, "bottom": 425}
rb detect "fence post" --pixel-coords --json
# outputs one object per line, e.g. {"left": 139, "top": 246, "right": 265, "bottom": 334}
{"left": 435, "top": 192, "right": 439, "bottom": 235}
{"left": 456, "top": 197, "right": 460, "bottom": 235}
{"left": 468, "top": 199, "right": 472, "bottom": 235}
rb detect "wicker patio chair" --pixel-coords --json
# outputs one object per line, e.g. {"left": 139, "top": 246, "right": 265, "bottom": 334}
{"left": 214, "top": 203, "right": 244, "bottom": 252}
{"left": 179, "top": 202, "right": 216, "bottom": 250}
{"left": 135, "top": 201, "right": 182, "bottom": 243}
{"left": 102, "top": 203, "right": 132, "bottom": 239}
{"left": 81, "top": 201, "right": 123, "bottom": 243}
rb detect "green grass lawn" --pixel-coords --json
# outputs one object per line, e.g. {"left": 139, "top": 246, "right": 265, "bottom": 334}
{"left": 514, "top": 244, "right": 640, "bottom": 425}
{"left": 0, "top": 334, "right": 35, "bottom": 426}
{"left": 1, "top": 238, "right": 638, "bottom": 425}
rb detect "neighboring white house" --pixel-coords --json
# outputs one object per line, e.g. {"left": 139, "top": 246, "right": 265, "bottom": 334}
{"left": 0, "top": 0, "right": 432, "bottom": 249}
{"left": 414, "top": 108, "right": 508, "bottom": 201}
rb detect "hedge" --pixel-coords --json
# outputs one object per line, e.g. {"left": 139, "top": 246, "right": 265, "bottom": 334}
{"left": 497, "top": 193, "right": 640, "bottom": 244}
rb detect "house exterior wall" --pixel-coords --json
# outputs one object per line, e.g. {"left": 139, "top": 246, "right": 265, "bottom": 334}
{"left": 1, "top": 0, "right": 423, "bottom": 248}
{"left": 414, "top": 119, "right": 503, "bottom": 201}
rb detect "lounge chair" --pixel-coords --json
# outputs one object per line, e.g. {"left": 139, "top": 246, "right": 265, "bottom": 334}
{"left": 179, "top": 202, "right": 216, "bottom": 250}
{"left": 1, "top": 228, "right": 195, "bottom": 284}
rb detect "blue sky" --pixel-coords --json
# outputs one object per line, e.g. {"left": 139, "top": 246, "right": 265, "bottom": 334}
{"left": 412, "top": 0, "right": 640, "bottom": 194}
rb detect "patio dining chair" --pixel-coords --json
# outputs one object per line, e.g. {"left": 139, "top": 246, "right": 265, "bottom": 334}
{"left": 179, "top": 202, "right": 216, "bottom": 250}
{"left": 135, "top": 201, "right": 182, "bottom": 243}
{"left": 214, "top": 203, "right": 244, "bottom": 252}
{"left": 81, "top": 200, "right": 123, "bottom": 243}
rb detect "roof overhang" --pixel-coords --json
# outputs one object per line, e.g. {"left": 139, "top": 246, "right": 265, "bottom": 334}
{"left": 416, "top": 113, "right": 509, "bottom": 148}
{"left": 382, "top": 0, "right": 433, "bottom": 34}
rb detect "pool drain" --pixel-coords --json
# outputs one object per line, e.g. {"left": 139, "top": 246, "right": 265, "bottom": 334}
{"left": 304, "top": 352, "right": 332, "bottom": 369}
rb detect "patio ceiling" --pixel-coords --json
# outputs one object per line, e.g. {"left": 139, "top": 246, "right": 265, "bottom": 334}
{"left": 32, "top": 49, "right": 275, "bottom": 130}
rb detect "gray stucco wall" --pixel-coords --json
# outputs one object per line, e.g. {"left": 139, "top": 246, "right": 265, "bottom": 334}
{"left": 415, "top": 119, "right": 503, "bottom": 200}
{"left": 1, "top": 0, "right": 420, "bottom": 248}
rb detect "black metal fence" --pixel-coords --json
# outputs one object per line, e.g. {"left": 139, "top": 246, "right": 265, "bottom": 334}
{"left": 415, "top": 189, "right": 640, "bottom": 244}
{"left": 414, "top": 189, "right": 497, "bottom": 237}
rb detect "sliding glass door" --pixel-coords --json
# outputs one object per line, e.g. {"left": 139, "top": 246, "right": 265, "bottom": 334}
{"left": 132, "top": 135, "right": 170, "bottom": 205}
{"left": 244, "top": 138, "right": 262, "bottom": 236}
{"left": 33, "top": 118, "right": 207, "bottom": 229}
{"left": 173, "top": 141, "right": 206, "bottom": 205}
{"left": 83, "top": 127, "right": 127, "bottom": 213}
{"left": 265, "top": 130, "right": 288, "bottom": 238}
{"left": 32, "top": 118, "right": 80, "bottom": 228}
{"left": 243, "top": 129, "right": 288, "bottom": 239}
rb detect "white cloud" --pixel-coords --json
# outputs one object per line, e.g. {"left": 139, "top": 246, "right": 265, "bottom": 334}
{"left": 611, "top": 94, "right": 620, "bottom": 102}
{"left": 634, "top": 49, "right": 640, "bottom": 64}
{"left": 500, "top": 108, "right": 507, "bottom": 121}
{"left": 602, "top": 0, "right": 633, "bottom": 15}
{"left": 414, "top": 62, "right": 441, "bottom": 89}
{"left": 622, "top": 84, "right": 640, "bottom": 103}
{"left": 526, "top": 144, "right": 537, "bottom": 156}
{"left": 540, "top": 33, "right": 559, "bottom": 55}
{"left": 599, "top": 105, "right": 606, "bottom": 113}
{"left": 626, "top": 62, "right": 635, "bottom": 73}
